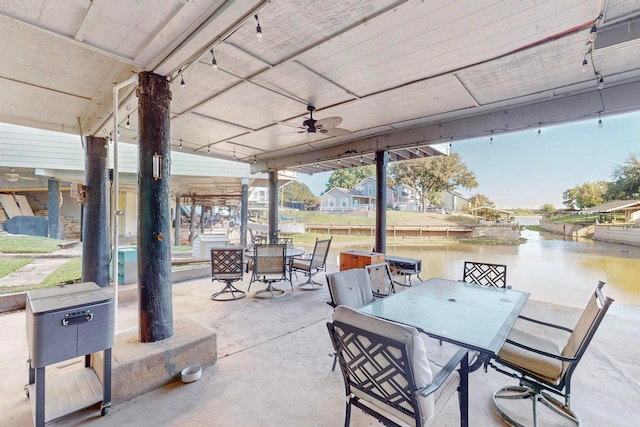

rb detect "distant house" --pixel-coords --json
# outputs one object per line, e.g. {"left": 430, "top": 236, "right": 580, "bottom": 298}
{"left": 319, "top": 176, "right": 396, "bottom": 212}
{"left": 441, "top": 191, "right": 470, "bottom": 213}
{"left": 395, "top": 183, "right": 420, "bottom": 211}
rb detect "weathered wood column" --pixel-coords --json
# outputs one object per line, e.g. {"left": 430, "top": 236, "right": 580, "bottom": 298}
{"left": 375, "top": 150, "right": 388, "bottom": 253}
{"left": 174, "top": 194, "right": 181, "bottom": 246}
{"left": 47, "top": 178, "right": 61, "bottom": 239}
{"left": 137, "top": 71, "right": 173, "bottom": 342}
{"left": 81, "top": 136, "right": 110, "bottom": 287}
{"left": 268, "top": 170, "right": 278, "bottom": 243}
{"left": 240, "top": 178, "right": 249, "bottom": 246}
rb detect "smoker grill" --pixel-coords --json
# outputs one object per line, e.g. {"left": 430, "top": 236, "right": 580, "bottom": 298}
{"left": 26, "top": 282, "right": 113, "bottom": 426}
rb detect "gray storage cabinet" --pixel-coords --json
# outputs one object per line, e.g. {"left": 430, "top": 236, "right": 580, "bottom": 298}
{"left": 26, "top": 282, "right": 113, "bottom": 426}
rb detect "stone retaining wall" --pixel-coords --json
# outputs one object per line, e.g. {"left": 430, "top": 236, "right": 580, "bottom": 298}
{"left": 539, "top": 220, "right": 594, "bottom": 237}
{"left": 594, "top": 224, "right": 640, "bottom": 246}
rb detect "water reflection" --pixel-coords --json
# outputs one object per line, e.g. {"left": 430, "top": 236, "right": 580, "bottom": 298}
{"left": 327, "top": 217, "right": 640, "bottom": 316}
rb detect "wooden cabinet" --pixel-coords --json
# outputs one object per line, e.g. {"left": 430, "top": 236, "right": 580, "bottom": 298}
{"left": 340, "top": 250, "right": 385, "bottom": 271}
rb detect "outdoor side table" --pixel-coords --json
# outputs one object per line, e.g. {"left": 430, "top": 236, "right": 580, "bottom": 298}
{"left": 25, "top": 282, "right": 113, "bottom": 426}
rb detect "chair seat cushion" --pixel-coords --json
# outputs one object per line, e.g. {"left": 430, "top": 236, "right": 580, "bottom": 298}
{"left": 333, "top": 306, "right": 436, "bottom": 424}
{"left": 498, "top": 328, "right": 562, "bottom": 382}
{"left": 291, "top": 259, "right": 311, "bottom": 270}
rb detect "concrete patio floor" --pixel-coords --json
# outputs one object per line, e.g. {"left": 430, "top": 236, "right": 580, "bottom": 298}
{"left": 1, "top": 260, "right": 639, "bottom": 427}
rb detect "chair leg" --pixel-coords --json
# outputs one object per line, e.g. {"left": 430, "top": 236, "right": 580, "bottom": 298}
{"left": 331, "top": 351, "right": 338, "bottom": 371}
{"left": 211, "top": 281, "right": 246, "bottom": 301}
{"left": 297, "top": 270, "right": 324, "bottom": 290}
{"left": 492, "top": 386, "right": 579, "bottom": 427}
{"left": 344, "top": 401, "right": 352, "bottom": 427}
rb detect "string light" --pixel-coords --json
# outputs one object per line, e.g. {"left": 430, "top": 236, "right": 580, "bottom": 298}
{"left": 210, "top": 49, "right": 218, "bottom": 70}
{"left": 588, "top": 23, "right": 598, "bottom": 42}
{"left": 179, "top": 139, "right": 183, "bottom": 149}
{"left": 489, "top": 130, "right": 493, "bottom": 144}
{"left": 537, "top": 123, "right": 541, "bottom": 137}
{"left": 233, "top": 149, "right": 236, "bottom": 160}
{"left": 207, "top": 145, "right": 210, "bottom": 154}
{"left": 360, "top": 156, "right": 363, "bottom": 164}
{"left": 598, "top": 113, "right": 603, "bottom": 128}
{"left": 596, "top": 73, "right": 604, "bottom": 90}
{"left": 255, "top": 15, "right": 263, "bottom": 41}
{"left": 582, "top": 49, "right": 591, "bottom": 72}
{"left": 254, "top": 156, "right": 257, "bottom": 164}
{"left": 126, "top": 115, "right": 130, "bottom": 129}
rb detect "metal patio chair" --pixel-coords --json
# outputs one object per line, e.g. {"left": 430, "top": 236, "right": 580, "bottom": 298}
{"left": 327, "top": 305, "right": 469, "bottom": 427}
{"left": 488, "top": 281, "right": 614, "bottom": 426}
{"left": 291, "top": 237, "right": 332, "bottom": 289}
{"left": 365, "top": 262, "right": 396, "bottom": 298}
{"left": 462, "top": 261, "right": 508, "bottom": 288}
{"left": 248, "top": 244, "right": 290, "bottom": 298}
{"left": 210, "top": 246, "right": 245, "bottom": 301}
{"left": 326, "top": 268, "right": 375, "bottom": 371}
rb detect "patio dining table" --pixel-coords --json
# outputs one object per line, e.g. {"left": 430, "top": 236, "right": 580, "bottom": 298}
{"left": 358, "top": 277, "right": 529, "bottom": 371}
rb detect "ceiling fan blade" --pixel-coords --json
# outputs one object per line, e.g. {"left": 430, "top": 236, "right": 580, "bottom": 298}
{"left": 20, "top": 176, "right": 40, "bottom": 181}
{"left": 276, "top": 121, "right": 304, "bottom": 129}
{"left": 325, "top": 127, "right": 353, "bottom": 137}
{"left": 315, "top": 116, "right": 342, "bottom": 130}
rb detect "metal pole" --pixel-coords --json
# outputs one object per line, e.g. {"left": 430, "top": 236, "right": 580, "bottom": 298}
{"left": 112, "top": 74, "right": 138, "bottom": 333}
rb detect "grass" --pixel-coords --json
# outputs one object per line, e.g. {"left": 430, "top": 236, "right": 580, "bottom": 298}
{"left": 0, "top": 258, "right": 82, "bottom": 295}
{"left": 0, "top": 257, "right": 33, "bottom": 279}
{"left": 0, "top": 235, "right": 63, "bottom": 253}
{"left": 285, "top": 209, "right": 478, "bottom": 227}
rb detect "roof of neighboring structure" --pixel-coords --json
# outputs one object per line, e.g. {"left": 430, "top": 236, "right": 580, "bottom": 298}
{"left": 580, "top": 200, "right": 640, "bottom": 214}
{"left": 470, "top": 206, "right": 513, "bottom": 215}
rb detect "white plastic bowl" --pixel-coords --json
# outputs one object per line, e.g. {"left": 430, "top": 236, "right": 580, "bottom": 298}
{"left": 181, "top": 365, "right": 202, "bottom": 383}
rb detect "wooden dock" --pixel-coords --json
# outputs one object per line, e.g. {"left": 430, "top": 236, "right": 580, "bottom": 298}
{"left": 304, "top": 224, "right": 473, "bottom": 238}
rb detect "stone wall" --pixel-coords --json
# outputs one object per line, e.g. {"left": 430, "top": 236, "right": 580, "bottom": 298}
{"left": 472, "top": 224, "right": 520, "bottom": 240}
{"left": 594, "top": 225, "right": 640, "bottom": 246}
{"left": 539, "top": 220, "right": 594, "bottom": 237}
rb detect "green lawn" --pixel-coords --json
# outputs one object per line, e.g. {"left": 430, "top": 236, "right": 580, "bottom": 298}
{"left": 0, "top": 257, "right": 33, "bottom": 279}
{"left": 0, "top": 235, "right": 63, "bottom": 253}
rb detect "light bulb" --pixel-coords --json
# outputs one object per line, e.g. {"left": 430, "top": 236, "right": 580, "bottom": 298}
{"left": 180, "top": 76, "right": 186, "bottom": 89}
{"left": 582, "top": 59, "right": 588, "bottom": 72}
{"left": 126, "top": 115, "right": 130, "bottom": 129}
{"left": 598, "top": 118, "right": 603, "bottom": 128}
{"left": 210, "top": 49, "right": 218, "bottom": 70}
{"left": 588, "top": 24, "right": 597, "bottom": 42}
{"left": 597, "top": 77, "right": 604, "bottom": 90}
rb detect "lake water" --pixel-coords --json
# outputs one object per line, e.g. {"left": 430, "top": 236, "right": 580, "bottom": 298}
{"left": 328, "top": 216, "right": 640, "bottom": 319}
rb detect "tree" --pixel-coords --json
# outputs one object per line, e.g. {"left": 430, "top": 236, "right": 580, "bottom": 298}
{"left": 605, "top": 154, "right": 640, "bottom": 200}
{"left": 325, "top": 165, "right": 376, "bottom": 192}
{"left": 469, "top": 193, "right": 494, "bottom": 209}
{"left": 562, "top": 181, "right": 609, "bottom": 209}
{"left": 539, "top": 203, "right": 555, "bottom": 214}
{"left": 390, "top": 154, "right": 477, "bottom": 211}
{"left": 282, "top": 181, "right": 317, "bottom": 206}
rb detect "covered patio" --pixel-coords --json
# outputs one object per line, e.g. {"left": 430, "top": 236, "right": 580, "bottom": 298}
{"left": 2, "top": 1, "right": 640, "bottom": 425}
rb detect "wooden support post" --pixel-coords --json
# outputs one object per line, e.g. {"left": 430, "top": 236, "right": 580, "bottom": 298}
{"left": 81, "top": 136, "right": 110, "bottom": 287}
{"left": 136, "top": 71, "right": 173, "bottom": 342}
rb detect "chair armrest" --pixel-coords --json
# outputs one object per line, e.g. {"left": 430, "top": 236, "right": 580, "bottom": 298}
{"left": 516, "top": 315, "right": 573, "bottom": 333}
{"left": 503, "top": 338, "right": 577, "bottom": 363}
{"left": 418, "top": 349, "right": 468, "bottom": 397}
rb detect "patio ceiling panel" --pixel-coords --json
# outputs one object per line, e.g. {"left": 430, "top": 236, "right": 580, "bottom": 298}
{"left": 250, "top": 62, "right": 355, "bottom": 113}
{"left": 192, "top": 82, "right": 303, "bottom": 131}
{"left": 457, "top": 30, "right": 595, "bottom": 107}
{"left": 169, "top": 113, "right": 246, "bottom": 153}
{"left": 296, "top": 0, "right": 597, "bottom": 98}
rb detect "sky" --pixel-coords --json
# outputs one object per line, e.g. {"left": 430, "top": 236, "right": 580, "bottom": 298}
{"left": 298, "top": 110, "right": 640, "bottom": 209}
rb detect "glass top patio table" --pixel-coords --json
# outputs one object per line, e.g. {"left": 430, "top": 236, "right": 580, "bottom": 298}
{"left": 359, "top": 277, "right": 529, "bottom": 355}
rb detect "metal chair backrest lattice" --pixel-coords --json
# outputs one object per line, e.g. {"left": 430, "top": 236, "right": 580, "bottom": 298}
{"left": 210, "top": 247, "right": 245, "bottom": 301}
{"left": 365, "top": 262, "right": 396, "bottom": 298}
{"left": 462, "top": 261, "right": 507, "bottom": 288}
{"left": 327, "top": 305, "right": 469, "bottom": 427}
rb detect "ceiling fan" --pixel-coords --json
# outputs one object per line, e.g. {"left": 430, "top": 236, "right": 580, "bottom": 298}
{"left": 280, "top": 105, "right": 352, "bottom": 136}
{"left": 3, "top": 170, "right": 39, "bottom": 182}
